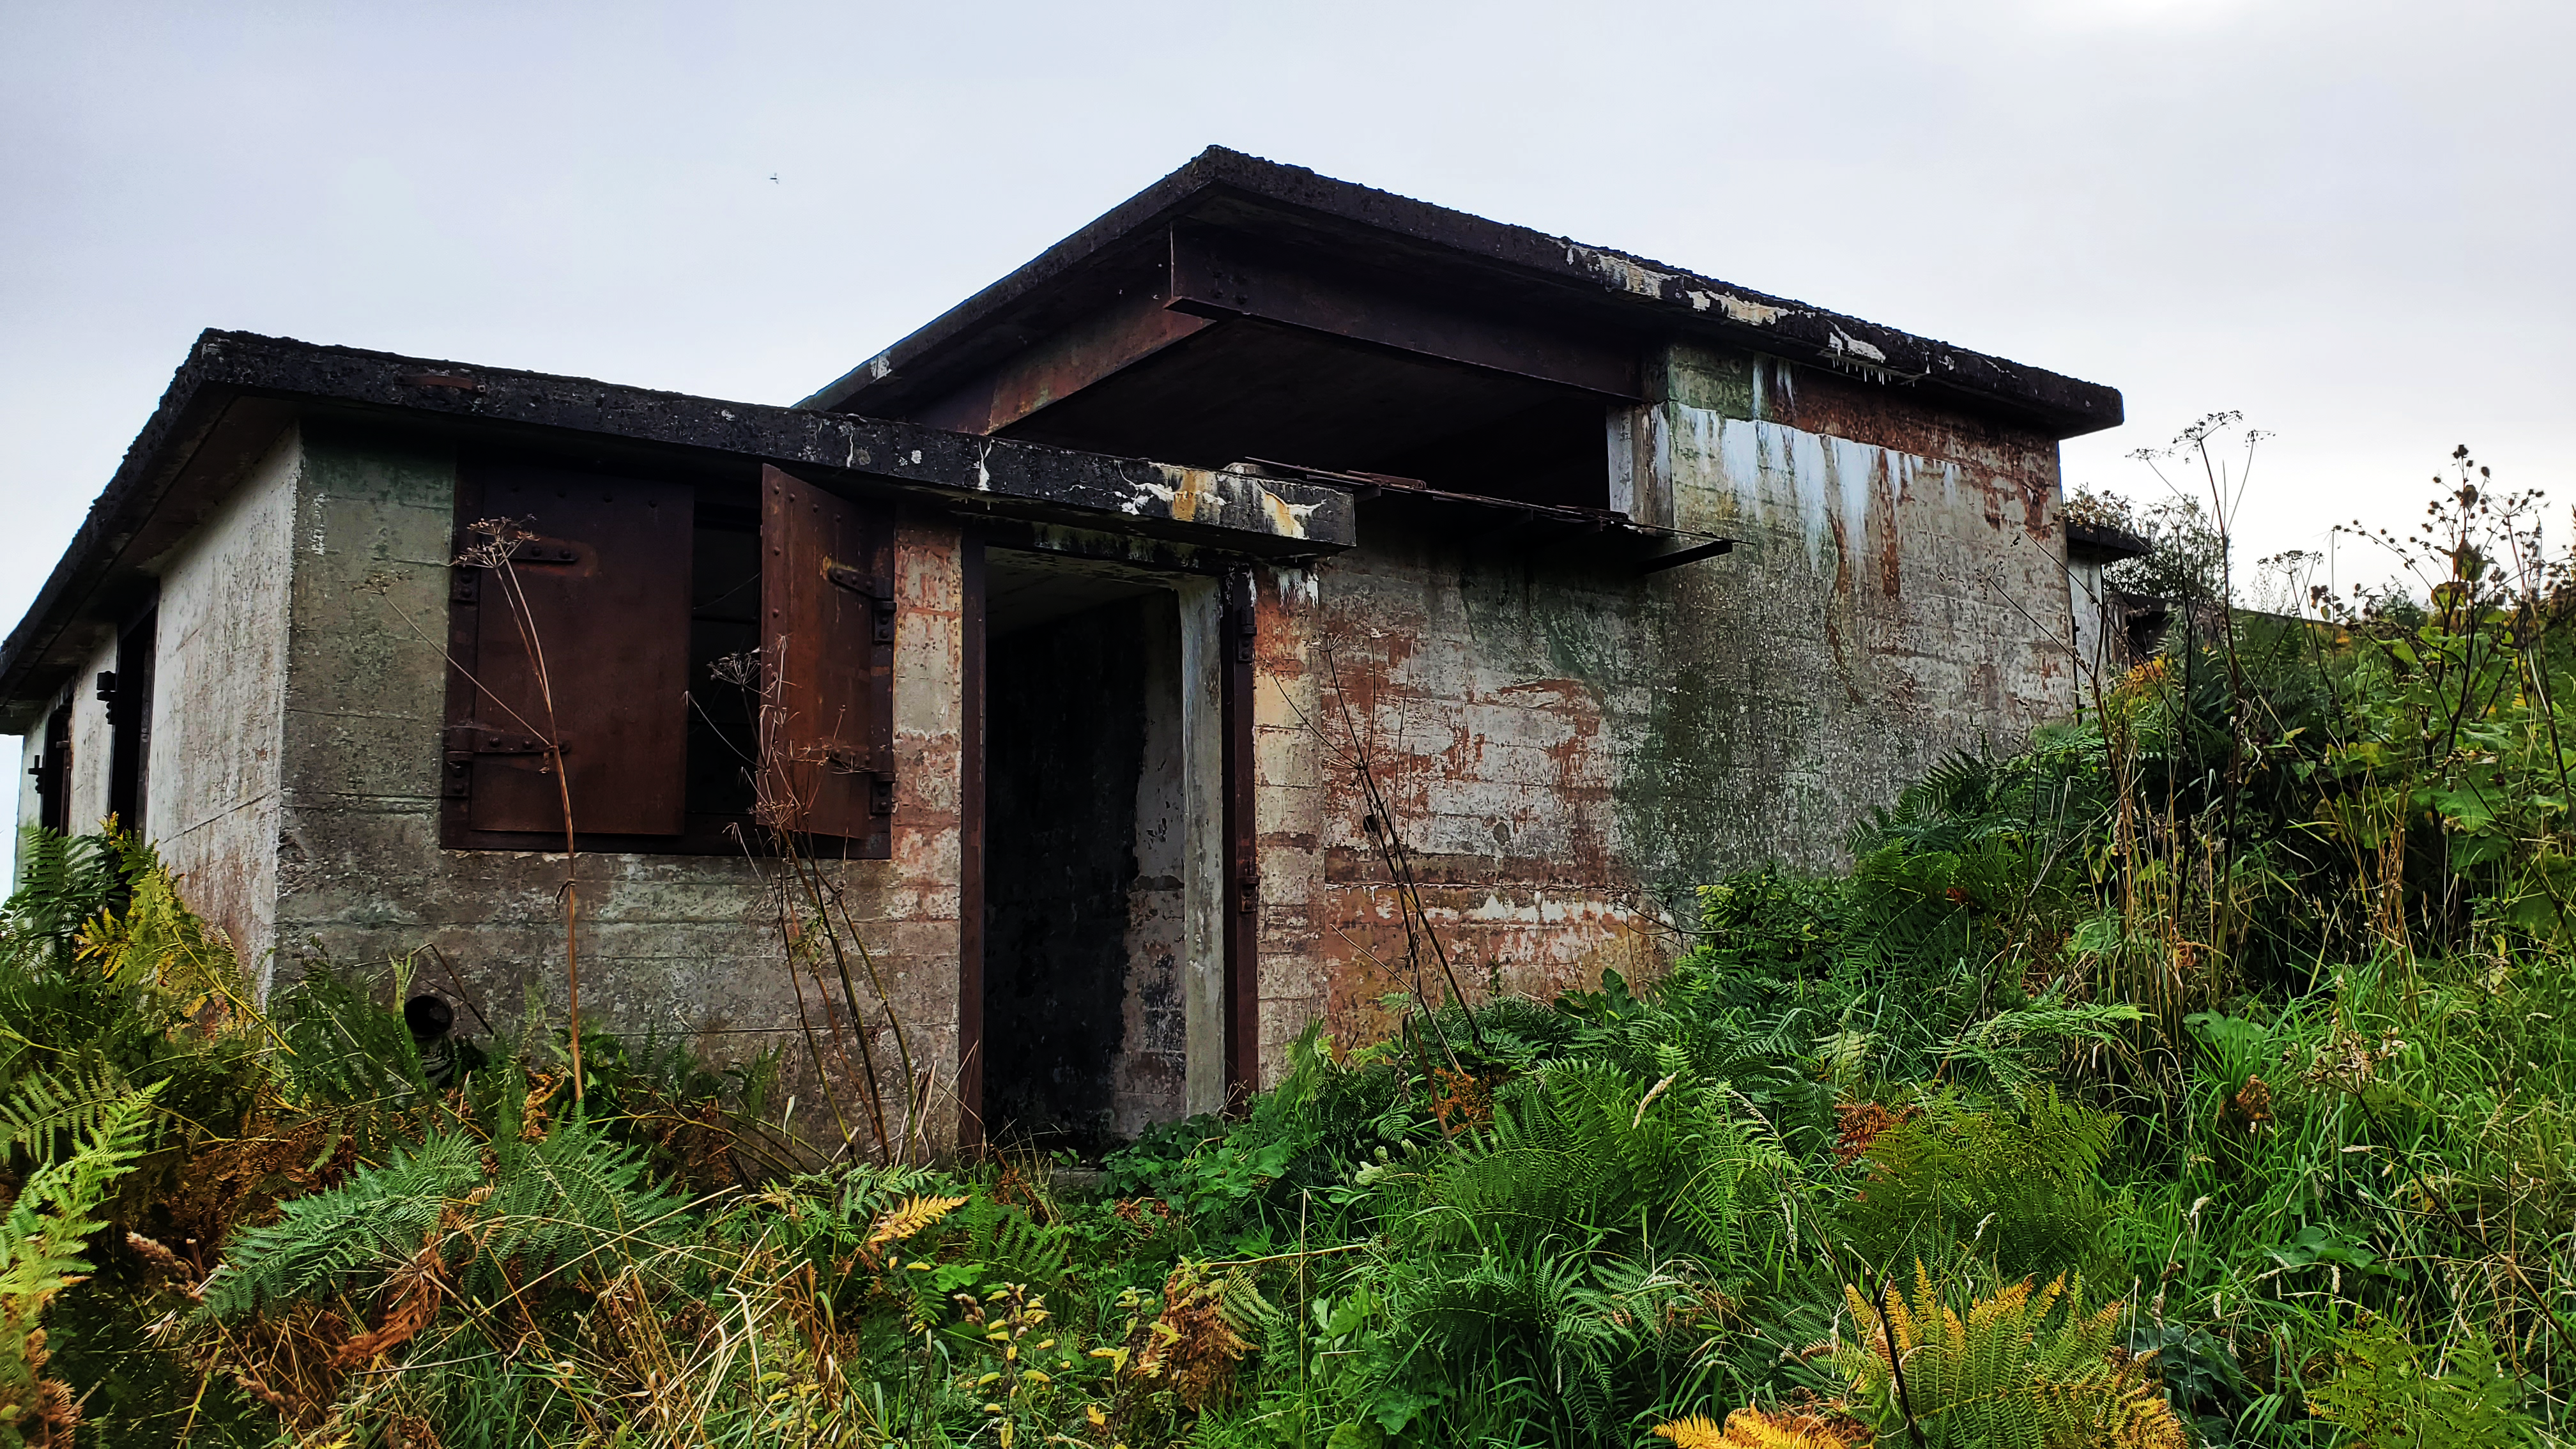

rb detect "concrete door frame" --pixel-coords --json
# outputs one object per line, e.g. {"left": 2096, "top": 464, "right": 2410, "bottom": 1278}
{"left": 955, "top": 541, "right": 1234, "bottom": 1151}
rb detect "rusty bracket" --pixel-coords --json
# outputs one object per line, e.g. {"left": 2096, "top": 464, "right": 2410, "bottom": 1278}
{"left": 1225, "top": 567, "right": 1257, "bottom": 664}
{"left": 507, "top": 541, "right": 581, "bottom": 565}
{"left": 819, "top": 746, "right": 897, "bottom": 816}
{"left": 450, "top": 571, "right": 479, "bottom": 604}
{"left": 825, "top": 562, "right": 900, "bottom": 643}
{"left": 447, "top": 727, "right": 569, "bottom": 756}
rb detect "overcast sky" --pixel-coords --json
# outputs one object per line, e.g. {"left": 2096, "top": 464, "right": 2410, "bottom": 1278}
{"left": 3, "top": 0, "right": 2570, "bottom": 875}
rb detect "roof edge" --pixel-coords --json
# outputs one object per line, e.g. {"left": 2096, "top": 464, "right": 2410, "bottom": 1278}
{"left": 806, "top": 146, "right": 2123, "bottom": 438}
{"left": 0, "top": 329, "right": 1356, "bottom": 730}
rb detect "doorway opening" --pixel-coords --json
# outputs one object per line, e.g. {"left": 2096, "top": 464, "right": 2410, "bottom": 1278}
{"left": 980, "top": 551, "right": 1215, "bottom": 1156}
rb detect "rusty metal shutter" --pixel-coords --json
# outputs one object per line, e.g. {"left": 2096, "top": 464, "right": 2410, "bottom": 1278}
{"left": 451, "top": 465, "right": 694, "bottom": 837}
{"left": 760, "top": 465, "right": 894, "bottom": 842}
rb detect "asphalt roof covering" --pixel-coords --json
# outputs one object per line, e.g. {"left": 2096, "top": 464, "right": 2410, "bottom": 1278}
{"left": 804, "top": 146, "right": 2123, "bottom": 440}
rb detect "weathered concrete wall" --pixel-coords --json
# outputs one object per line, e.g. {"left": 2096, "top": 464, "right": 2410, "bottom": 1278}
{"left": 2069, "top": 559, "right": 2112, "bottom": 685}
{"left": 144, "top": 427, "right": 299, "bottom": 964}
{"left": 11, "top": 730, "right": 36, "bottom": 837}
{"left": 1119, "top": 595, "right": 1190, "bottom": 1137}
{"left": 65, "top": 638, "right": 116, "bottom": 833}
{"left": 1173, "top": 577, "right": 1228, "bottom": 1119}
{"left": 270, "top": 422, "right": 967, "bottom": 1134}
{"left": 1248, "top": 534, "right": 1671, "bottom": 1061}
{"left": 1246, "top": 344, "right": 2076, "bottom": 1075}
{"left": 1637, "top": 347, "right": 2074, "bottom": 875}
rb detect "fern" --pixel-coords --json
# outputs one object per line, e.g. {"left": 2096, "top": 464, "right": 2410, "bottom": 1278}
{"left": 73, "top": 855, "right": 250, "bottom": 1013}
{"left": 0, "top": 1081, "right": 164, "bottom": 1305}
{"left": 0, "top": 828, "right": 130, "bottom": 976}
{"left": 1830, "top": 1266, "right": 2184, "bottom": 1449}
{"left": 1936, "top": 988, "right": 2144, "bottom": 1091}
{"left": 1835, "top": 1087, "right": 2118, "bottom": 1282}
{"left": 2306, "top": 1314, "right": 2539, "bottom": 1448}
{"left": 0, "top": 1080, "right": 164, "bottom": 1448}
{"left": 0, "top": 1062, "right": 134, "bottom": 1170}
{"left": 269, "top": 958, "right": 435, "bottom": 1107}
{"left": 864, "top": 1193, "right": 967, "bottom": 1255}
{"left": 1653, "top": 1408, "right": 1867, "bottom": 1447}
{"left": 205, "top": 1117, "right": 689, "bottom": 1317}
{"left": 1412, "top": 1057, "right": 1781, "bottom": 1268}
{"left": 203, "top": 1131, "right": 484, "bottom": 1315}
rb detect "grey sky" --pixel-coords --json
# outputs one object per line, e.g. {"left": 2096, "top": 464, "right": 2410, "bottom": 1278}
{"left": 4, "top": 1, "right": 2570, "bottom": 878}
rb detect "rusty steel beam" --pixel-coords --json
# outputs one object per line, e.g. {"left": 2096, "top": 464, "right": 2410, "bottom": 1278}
{"left": 911, "top": 289, "right": 1211, "bottom": 436}
{"left": 1167, "top": 227, "right": 1642, "bottom": 400}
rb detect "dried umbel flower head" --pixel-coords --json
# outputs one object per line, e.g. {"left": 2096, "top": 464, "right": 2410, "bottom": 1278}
{"left": 452, "top": 516, "right": 538, "bottom": 570}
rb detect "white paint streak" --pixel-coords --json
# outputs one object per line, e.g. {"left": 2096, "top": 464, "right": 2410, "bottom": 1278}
{"left": 1713, "top": 291, "right": 1791, "bottom": 326}
{"left": 1828, "top": 328, "right": 1888, "bottom": 364}
{"left": 1565, "top": 243, "right": 1674, "bottom": 300}
{"left": 1683, "top": 407, "right": 1923, "bottom": 571}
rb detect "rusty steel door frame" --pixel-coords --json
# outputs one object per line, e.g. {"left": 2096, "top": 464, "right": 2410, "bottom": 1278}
{"left": 956, "top": 535, "right": 988, "bottom": 1154}
{"left": 954, "top": 546, "right": 1262, "bottom": 1146}
{"left": 1220, "top": 565, "right": 1259, "bottom": 1106}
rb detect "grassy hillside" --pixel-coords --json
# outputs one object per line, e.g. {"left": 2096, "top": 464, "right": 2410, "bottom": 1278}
{"left": 3, "top": 453, "right": 2573, "bottom": 1446}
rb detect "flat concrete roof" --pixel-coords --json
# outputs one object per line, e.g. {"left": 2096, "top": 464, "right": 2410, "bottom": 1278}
{"left": 0, "top": 330, "right": 1354, "bottom": 731}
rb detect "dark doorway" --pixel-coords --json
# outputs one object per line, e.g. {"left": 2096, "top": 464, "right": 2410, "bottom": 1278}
{"left": 35, "top": 703, "right": 71, "bottom": 834}
{"left": 106, "top": 608, "right": 157, "bottom": 833}
{"left": 980, "top": 553, "right": 1183, "bottom": 1156}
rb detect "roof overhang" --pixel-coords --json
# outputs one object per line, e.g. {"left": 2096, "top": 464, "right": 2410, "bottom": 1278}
{"left": 805, "top": 146, "right": 2124, "bottom": 442}
{"left": 0, "top": 330, "right": 1356, "bottom": 732}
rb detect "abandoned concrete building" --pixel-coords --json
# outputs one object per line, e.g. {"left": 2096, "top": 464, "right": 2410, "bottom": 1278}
{"left": 3, "top": 148, "right": 2121, "bottom": 1149}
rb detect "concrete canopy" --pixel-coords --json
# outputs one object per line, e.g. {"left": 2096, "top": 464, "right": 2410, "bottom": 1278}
{"left": 804, "top": 146, "right": 2124, "bottom": 443}
{"left": 0, "top": 330, "right": 1354, "bottom": 733}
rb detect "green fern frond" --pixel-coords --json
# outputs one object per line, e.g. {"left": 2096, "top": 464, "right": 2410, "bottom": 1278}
{"left": 0, "top": 1079, "right": 165, "bottom": 1310}
{"left": 203, "top": 1130, "right": 484, "bottom": 1316}
{"left": 1831, "top": 1268, "right": 2183, "bottom": 1449}
{"left": 0, "top": 1061, "right": 134, "bottom": 1171}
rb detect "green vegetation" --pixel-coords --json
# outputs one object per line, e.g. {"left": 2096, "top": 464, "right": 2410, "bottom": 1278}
{"left": 6, "top": 448, "right": 2576, "bottom": 1445}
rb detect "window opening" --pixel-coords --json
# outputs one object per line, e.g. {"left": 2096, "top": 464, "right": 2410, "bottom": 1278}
{"left": 685, "top": 503, "right": 762, "bottom": 822}
{"left": 441, "top": 459, "right": 894, "bottom": 857}
{"left": 105, "top": 607, "right": 156, "bottom": 834}
{"left": 34, "top": 703, "right": 70, "bottom": 834}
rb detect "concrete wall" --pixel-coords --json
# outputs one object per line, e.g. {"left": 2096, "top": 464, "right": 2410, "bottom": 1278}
{"left": 7, "top": 360, "right": 2073, "bottom": 1119}
{"left": 144, "top": 427, "right": 300, "bottom": 964}
{"left": 2069, "top": 558, "right": 2112, "bottom": 687}
{"left": 270, "top": 422, "right": 968, "bottom": 1130}
{"left": 1643, "top": 348, "right": 2074, "bottom": 873}
{"left": 1118, "top": 596, "right": 1191, "bottom": 1136}
{"left": 11, "top": 732, "right": 35, "bottom": 838}
{"left": 1246, "top": 343, "right": 2076, "bottom": 1075}
{"left": 65, "top": 638, "right": 115, "bottom": 833}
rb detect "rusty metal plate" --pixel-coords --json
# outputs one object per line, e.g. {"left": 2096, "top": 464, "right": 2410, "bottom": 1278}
{"left": 760, "top": 466, "right": 894, "bottom": 839}
{"left": 462, "top": 466, "right": 693, "bottom": 836}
